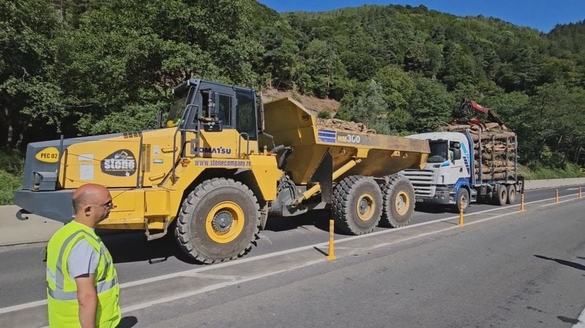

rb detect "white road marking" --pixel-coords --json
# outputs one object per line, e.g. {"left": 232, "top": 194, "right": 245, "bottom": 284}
{"left": 541, "top": 197, "right": 583, "bottom": 207}
{"left": 572, "top": 306, "right": 585, "bottom": 327}
{"left": 1, "top": 193, "right": 583, "bottom": 315}
{"left": 122, "top": 259, "right": 324, "bottom": 314}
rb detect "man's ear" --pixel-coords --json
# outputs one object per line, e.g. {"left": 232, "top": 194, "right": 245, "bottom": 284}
{"left": 83, "top": 205, "right": 92, "bottom": 217}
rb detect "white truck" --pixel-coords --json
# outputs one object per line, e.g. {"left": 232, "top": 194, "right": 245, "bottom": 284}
{"left": 402, "top": 130, "right": 524, "bottom": 212}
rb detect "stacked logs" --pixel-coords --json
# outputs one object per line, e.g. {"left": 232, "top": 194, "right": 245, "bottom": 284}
{"left": 440, "top": 122, "right": 517, "bottom": 181}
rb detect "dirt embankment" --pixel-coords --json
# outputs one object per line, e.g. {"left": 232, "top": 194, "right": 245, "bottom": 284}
{"left": 262, "top": 88, "right": 340, "bottom": 114}
{"left": 263, "top": 88, "right": 378, "bottom": 134}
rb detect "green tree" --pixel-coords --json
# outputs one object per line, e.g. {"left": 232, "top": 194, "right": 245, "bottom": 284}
{"left": 0, "top": 0, "right": 64, "bottom": 149}
{"left": 297, "top": 39, "right": 344, "bottom": 98}
{"left": 406, "top": 77, "right": 454, "bottom": 132}
{"left": 337, "top": 80, "right": 389, "bottom": 133}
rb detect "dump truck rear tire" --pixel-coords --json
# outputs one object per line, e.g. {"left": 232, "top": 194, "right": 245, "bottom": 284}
{"left": 175, "top": 178, "right": 260, "bottom": 264}
{"left": 380, "top": 174, "right": 415, "bottom": 228}
{"left": 332, "top": 176, "right": 383, "bottom": 235}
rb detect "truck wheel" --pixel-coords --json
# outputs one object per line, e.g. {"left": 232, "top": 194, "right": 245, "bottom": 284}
{"left": 506, "top": 185, "right": 517, "bottom": 204}
{"left": 175, "top": 178, "right": 260, "bottom": 264}
{"left": 495, "top": 184, "right": 507, "bottom": 206}
{"left": 380, "top": 174, "right": 415, "bottom": 228}
{"left": 456, "top": 188, "right": 469, "bottom": 212}
{"left": 332, "top": 176, "right": 383, "bottom": 235}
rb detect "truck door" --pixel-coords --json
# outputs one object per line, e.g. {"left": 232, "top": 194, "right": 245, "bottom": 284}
{"left": 449, "top": 140, "right": 469, "bottom": 178}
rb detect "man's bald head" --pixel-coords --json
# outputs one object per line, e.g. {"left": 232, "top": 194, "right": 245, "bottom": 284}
{"left": 72, "top": 183, "right": 111, "bottom": 214}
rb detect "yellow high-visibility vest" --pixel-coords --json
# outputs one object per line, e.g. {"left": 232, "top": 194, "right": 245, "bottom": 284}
{"left": 46, "top": 220, "right": 121, "bottom": 328}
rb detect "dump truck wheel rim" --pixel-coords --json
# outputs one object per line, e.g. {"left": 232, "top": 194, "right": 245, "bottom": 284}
{"left": 356, "top": 194, "right": 375, "bottom": 221}
{"left": 205, "top": 201, "right": 245, "bottom": 243}
{"left": 395, "top": 191, "right": 410, "bottom": 216}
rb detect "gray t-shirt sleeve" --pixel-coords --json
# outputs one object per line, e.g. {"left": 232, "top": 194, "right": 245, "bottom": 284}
{"left": 68, "top": 239, "right": 99, "bottom": 279}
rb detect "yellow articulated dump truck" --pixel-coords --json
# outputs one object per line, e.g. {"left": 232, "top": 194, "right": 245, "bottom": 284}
{"left": 15, "top": 79, "right": 429, "bottom": 263}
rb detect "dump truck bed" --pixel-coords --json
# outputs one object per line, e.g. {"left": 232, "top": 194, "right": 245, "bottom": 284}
{"left": 262, "top": 98, "right": 430, "bottom": 184}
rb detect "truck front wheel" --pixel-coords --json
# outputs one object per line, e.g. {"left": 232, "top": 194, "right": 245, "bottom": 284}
{"left": 332, "top": 176, "right": 383, "bottom": 235}
{"left": 175, "top": 178, "right": 261, "bottom": 264}
{"left": 456, "top": 188, "right": 470, "bottom": 212}
{"left": 380, "top": 175, "right": 415, "bottom": 228}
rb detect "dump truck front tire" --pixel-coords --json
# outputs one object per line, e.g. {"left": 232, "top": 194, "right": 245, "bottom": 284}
{"left": 332, "top": 176, "right": 383, "bottom": 235}
{"left": 380, "top": 174, "right": 415, "bottom": 228}
{"left": 175, "top": 178, "right": 260, "bottom": 264}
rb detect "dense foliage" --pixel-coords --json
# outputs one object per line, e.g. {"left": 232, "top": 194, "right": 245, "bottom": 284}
{"left": 1, "top": 1, "right": 584, "bottom": 177}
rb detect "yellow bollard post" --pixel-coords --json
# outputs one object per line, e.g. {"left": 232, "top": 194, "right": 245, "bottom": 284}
{"left": 326, "top": 219, "right": 336, "bottom": 261}
{"left": 555, "top": 189, "right": 560, "bottom": 204}
{"left": 520, "top": 193, "right": 526, "bottom": 212}
{"left": 458, "top": 207, "right": 464, "bottom": 227}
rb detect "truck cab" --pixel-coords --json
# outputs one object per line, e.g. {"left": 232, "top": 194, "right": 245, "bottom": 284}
{"left": 402, "top": 132, "right": 476, "bottom": 211}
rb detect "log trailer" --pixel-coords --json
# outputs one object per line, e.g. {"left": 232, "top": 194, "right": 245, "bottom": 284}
{"left": 15, "top": 79, "right": 429, "bottom": 263}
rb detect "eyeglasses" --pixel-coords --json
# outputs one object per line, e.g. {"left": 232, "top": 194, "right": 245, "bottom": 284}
{"left": 102, "top": 200, "right": 114, "bottom": 210}
{"left": 90, "top": 200, "right": 114, "bottom": 210}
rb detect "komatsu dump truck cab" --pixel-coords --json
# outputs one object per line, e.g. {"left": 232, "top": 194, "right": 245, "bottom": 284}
{"left": 15, "top": 78, "right": 429, "bottom": 264}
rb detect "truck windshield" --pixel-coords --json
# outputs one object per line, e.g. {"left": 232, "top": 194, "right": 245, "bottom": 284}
{"left": 428, "top": 140, "right": 449, "bottom": 163}
{"left": 166, "top": 89, "right": 190, "bottom": 128}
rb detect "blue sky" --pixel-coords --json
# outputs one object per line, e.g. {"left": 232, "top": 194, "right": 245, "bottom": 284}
{"left": 258, "top": 0, "right": 585, "bottom": 32}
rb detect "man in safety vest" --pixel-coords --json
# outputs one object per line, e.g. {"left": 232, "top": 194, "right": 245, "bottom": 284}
{"left": 46, "top": 183, "right": 121, "bottom": 327}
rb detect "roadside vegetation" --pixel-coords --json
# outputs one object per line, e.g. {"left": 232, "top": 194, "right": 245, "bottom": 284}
{"left": 1, "top": 1, "right": 584, "bottom": 204}
{"left": 0, "top": 149, "right": 23, "bottom": 205}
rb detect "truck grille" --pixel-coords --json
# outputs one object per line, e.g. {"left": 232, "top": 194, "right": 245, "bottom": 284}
{"left": 401, "top": 169, "right": 436, "bottom": 197}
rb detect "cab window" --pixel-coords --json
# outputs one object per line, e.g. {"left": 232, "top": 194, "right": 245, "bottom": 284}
{"left": 236, "top": 91, "right": 257, "bottom": 139}
{"left": 218, "top": 94, "right": 232, "bottom": 126}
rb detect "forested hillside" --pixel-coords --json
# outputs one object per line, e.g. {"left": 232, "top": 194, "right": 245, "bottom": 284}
{"left": 1, "top": 0, "right": 584, "bottom": 203}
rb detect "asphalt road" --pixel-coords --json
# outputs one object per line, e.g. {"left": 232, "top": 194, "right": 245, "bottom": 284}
{"left": 0, "top": 186, "right": 584, "bottom": 327}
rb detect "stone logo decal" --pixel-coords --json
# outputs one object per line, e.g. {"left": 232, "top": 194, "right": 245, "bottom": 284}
{"left": 101, "top": 149, "right": 136, "bottom": 177}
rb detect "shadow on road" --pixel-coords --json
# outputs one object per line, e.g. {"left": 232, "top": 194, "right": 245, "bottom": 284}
{"left": 414, "top": 204, "right": 453, "bottom": 214}
{"left": 557, "top": 315, "right": 579, "bottom": 324}
{"left": 534, "top": 255, "right": 585, "bottom": 271}
{"left": 98, "top": 230, "right": 198, "bottom": 265}
{"left": 264, "top": 209, "right": 331, "bottom": 233}
{"left": 118, "top": 316, "right": 138, "bottom": 328}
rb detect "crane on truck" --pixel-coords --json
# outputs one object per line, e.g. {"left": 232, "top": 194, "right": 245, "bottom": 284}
{"left": 15, "top": 78, "right": 429, "bottom": 263}
{"left": 402, "top": 100, "right": 524, "bottom": 212}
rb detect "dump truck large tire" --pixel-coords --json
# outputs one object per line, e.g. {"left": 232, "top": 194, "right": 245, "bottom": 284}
{"left": 175, "top": 178, "right": 260, "bottom": 264}
{"left": 380, "top": 174, "right": 415, "bottom": 228}
{"left": 332, "top": 176, "right": 383, "bottom": 235}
